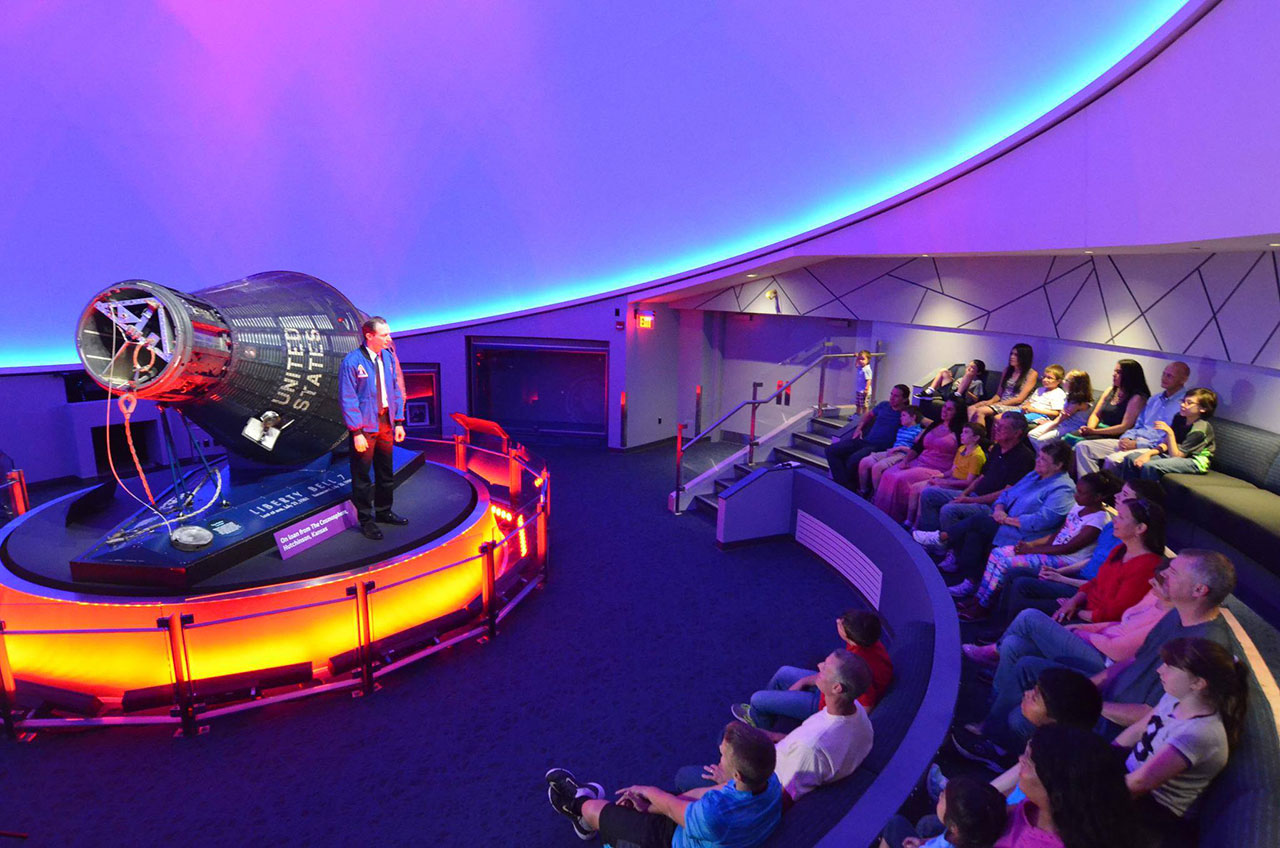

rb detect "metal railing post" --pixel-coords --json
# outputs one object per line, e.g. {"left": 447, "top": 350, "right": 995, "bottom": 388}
{"left": 747, "top": 382, "right": 763, "bottom": 465}
{"left": 0, "top": 621, "right": 16, "bottom": 739}
{"left": 508, "top": 447, "right": 523, "bottom": 503}
{"left": 673, "top": 423, "right": 686, "bottom": 514}
{"left": 817, "top": 360, "right": 828, "bottom": 415}
{"left": 536, "top": 496, "right": 549, "bottom": 583}
{"left": 160, "top": 613, "right": 198, "bottom": 737}
{"left": 453, "top": 433, "right": 467, "bottom": 471}
{"left": 480, "top": 542, "right": 498, "bottom": 639}
{"left": 347, "top": 580, "right": 376, "bottom": 696}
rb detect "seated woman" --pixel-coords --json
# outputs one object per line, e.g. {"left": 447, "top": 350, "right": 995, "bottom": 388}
{"left": 857, "top": 407, "right": 924, "bottom": 495}
{"left": 1046, "top": 496, "right": 1166, "bottom": 625}
{"left": 937, "top": 440, "right": 1076, "bottom": 600}
{"left": 958, "top": 472, "right": 1117, "bottom": 622}
{"left": 907, "top": 422, "right": 986, "bottom": 529}
{"left": 1019, "top": 365, "right": 1067, "bottom": 426}
{"left": 1115, "top": 637, "right": 1248, "bottom": 844}
{"left": 875, "top": 399, "right": 965, "bottom": 523}
{"left": 1029, "top": 370, "right": 1093, "bottom": 444}
{"left": 1073, "top": 359, "right": 1150, "bottom": 463}
{"left": 970, "top": 344, "right": 1039, "bottom": 428}
{"left": 1118, "top": 388, "right": 1217, "bottom": 481}
{"left": 1005, "top": 724, "right": 1142, "bottom": 848}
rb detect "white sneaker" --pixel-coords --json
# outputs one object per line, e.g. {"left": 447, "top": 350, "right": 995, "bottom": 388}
{"left": 912, "top": 529, "right": 941, "bottom": 548}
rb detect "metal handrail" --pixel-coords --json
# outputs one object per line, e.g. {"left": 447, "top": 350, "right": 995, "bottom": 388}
{"left": 673, "top": 350, "right": 870, "bottom": 513}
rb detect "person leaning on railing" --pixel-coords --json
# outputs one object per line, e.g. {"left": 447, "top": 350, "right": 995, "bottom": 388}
{"left": 824, "top": 384, "right": 910, "bottom": 490}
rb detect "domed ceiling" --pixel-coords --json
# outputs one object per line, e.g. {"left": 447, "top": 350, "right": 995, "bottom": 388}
{"left": 1, "top": 0, "right": 1191, "bottom": 366}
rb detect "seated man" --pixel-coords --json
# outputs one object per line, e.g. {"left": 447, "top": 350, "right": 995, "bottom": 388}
{"left": 682, "top": 651, "right": 874, "bottom": 803}
{"left": 957, "top": 549, "right": 1234, "bottom": 758}
{"left": 911, "top": 411, "right": 1036, "bottom": 541}
{"left": 825, "top": 384, "right": 910, "bottom": 489}
{"left": 733, "top": 609, "right": 893, "bottom": 727}
{"left": 1075, "top": 361, "right": 1189, "bottom": 476}
{"left": 1118, "top": 387, "right": 1217, "bottom": 481}
{"left": 547, "top": 721, "right": 782, "bottom": 847}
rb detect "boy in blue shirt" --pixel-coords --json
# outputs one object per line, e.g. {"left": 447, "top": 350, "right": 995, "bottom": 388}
{"left": 547, "top": 721, "right": 782, "bottom": 848}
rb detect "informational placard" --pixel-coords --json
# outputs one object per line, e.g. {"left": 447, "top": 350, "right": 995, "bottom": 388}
{"left": 275, "top": 501, "right": 358, "bottom": 560}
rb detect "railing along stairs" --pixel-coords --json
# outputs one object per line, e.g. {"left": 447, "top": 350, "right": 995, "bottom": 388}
{"left": 669, "top": 344, "right": 883, "bottom": 516}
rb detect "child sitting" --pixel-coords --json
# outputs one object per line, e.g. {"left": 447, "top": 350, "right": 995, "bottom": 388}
{"left": 958, "top": 471, "right": 1117, "bottom": 621}
{"left": 879, "top": 774, "right": 1008, "bottom": 848}
{"left": 1119, "top": 387, "right": 1217, "bottom": 480}
{"left": 1019, "top": 364, "right": 1067, "bottom": 425}
{"left": 858, "top": 407, "right": 924, "bottom": 495}
{"left": 853, "top": 349, "right": 874, "bottom": 415}
{"left": 1029, "top": 370, "right": 1093, "bottom": 444}
{"left": 906, "top": 422, "right": 987, "bottom": 528}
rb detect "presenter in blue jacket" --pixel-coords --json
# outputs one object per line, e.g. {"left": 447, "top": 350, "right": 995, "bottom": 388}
{"left": 339, "top": 316, "right": 408, "bottom": 540}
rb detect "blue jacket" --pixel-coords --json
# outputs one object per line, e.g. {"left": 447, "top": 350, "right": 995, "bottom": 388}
{"left": 339, "top": 346, "right": 406, "bottom": 434}
{"left": 993, "top": 470, "right": 1075, "bottom": 547}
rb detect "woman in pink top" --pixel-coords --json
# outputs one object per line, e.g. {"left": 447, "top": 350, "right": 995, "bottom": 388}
{"left": 875, "top": 399, "right": 964, "bottom": 523}
{"left": 1000, "top": 725, "right": 1141, "bottom": 848}
{"left": 1065, "top": 587, "right": 1168, "bottom": 663}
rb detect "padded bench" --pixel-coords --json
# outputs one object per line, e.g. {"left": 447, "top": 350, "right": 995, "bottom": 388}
{"left": 1161, "top": 418, "right": 1280, "bottom": 625}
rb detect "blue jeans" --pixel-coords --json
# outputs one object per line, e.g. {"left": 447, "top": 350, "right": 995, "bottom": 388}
{"left": 939, "top": 501, "right": 992, "bottom": 533}
{"left": 916, "top": 487, "right": 959, "bottom": 531}
{"left": 825, "top": 437, "right": 888, "bottom": 488}
{"left": 749, "top": 665, "right": 820, "bottom": 729}
{"left": 1004, "top": 574, "right": 1077, "bottom": 620}
{"left": 1136, "top": 456, "right": 1202, "bottom": 480}
{"left": 982, "top": 609, "right": 1107, "bottom": 748}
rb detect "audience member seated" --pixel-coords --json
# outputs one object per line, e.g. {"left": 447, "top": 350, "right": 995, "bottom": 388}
{"left": 962, "top": 550, "right": 1235, "bottom": 758}
{"left": 546, "top": 722, "right": 782, "bottom": 847}
{"left": 825, "top": 384, "right": 910, "bottom": 490}
{"left": 942, "top": 667, "right": 1103, "bottom": 784}
{"left": 859, "top": 407, "right": 925, "bottom": 495}
{"left": 1005, "top": 725, "right": 1144, "bottom": 848}
{"left": 934, "top": 440, "right": 1076, "bottom": 599}
{"left": 907, "top": 422, "right": 986, "bottom": 529}
{"left": 921, "top": 359, "right": 990, "bottom": 406}
{"left": 969, "top": 344, "right": 1040, "bottom": 429}
{"left": 876, "top": 399, "right": 966, "bottom": 523}
{"left": 958, "top": 472, "right": 1117, "bottom": 622}
{"left": 912, "top": 412, "right": 1036, "bottom": 541}
{"left": 1117, "top": 388, "right": 1217, "bottom": 482}
{"left": 998, "top": 479, "right": 1163, "bottom": 620}
{"left": 1114, "top": 637, "right": 1248, "bottom": 846}
{"left": 1018, "top": 364, "right": 1067, "bottom": 426}
{"left": 734, "top": 609, "right": 894, "bottom": 728}
{"left": 1070, "top": 358, "right": 1150, "bottom": 455}
{"left": 1029, "top": 370, "right": 1093, "bottom": 444}
{"left": 879, "top": 774, "right": 1008, "bottom": 848}
{"left": 680, "top": 652, "right": 874, "bottom": 804}
{"left": 1076, "top": 361, "right": 1189, "bottom": 476}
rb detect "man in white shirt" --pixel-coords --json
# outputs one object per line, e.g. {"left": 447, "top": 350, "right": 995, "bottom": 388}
{"left": 678, "top": 651, "right": 874, "bottom": 802}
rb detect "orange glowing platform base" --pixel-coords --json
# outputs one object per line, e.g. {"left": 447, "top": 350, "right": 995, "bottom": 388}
{"left": 0, "top": 424, "right": 549, "bottom": 737}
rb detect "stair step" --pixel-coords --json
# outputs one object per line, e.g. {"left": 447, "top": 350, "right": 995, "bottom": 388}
{"left": 733, "top": 462, "right": 768, "bottom": 479}
{"left": 811, "top": 416, "right": 848, "bottom": 432}
{"left": 774, "top": 446, "right": 830, "bottom": 470}
{"left": 692, "top": 493, "right": 719, "bottom": 514}
{"left": 714, "top": 479, "right": 732, "bottom": 493}
{"left": 794, "top": 431, "right": 832, "bottom": 449}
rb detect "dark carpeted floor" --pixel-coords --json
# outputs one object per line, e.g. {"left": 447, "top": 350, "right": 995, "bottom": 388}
{"left": 0, "top": 442, "right": 862, "bottom": 846}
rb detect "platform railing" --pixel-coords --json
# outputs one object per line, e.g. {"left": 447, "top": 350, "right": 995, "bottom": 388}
{"left": 0, "top": 429, "right": 551, "bottom": 739}
{"left": 672, "top": 347, "right": 882, "bottom": 514}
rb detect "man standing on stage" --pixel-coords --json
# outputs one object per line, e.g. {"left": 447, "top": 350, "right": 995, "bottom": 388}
{"left": 339, "top": 316, "right": 408, "bottom": 540}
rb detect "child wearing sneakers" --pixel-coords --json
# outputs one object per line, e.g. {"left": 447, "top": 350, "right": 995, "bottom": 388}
{"left": 907, "top": 422, "right": 987, "bottom": 528}
{"left": 853, "top": 349, "right": 874, "bottom": 415}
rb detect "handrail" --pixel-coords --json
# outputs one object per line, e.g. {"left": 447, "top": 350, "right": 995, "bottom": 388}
{"left": 673, "top": 350, "right": 878, "bottom": 514}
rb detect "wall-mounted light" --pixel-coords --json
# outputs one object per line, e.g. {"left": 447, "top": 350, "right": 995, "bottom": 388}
{"left": 746, "top": 273, "right": 759, "bottom": 278}
{"left": 635, "top": 309, "right": 655, "bottom": 329}
{"left": 1269, "top": 243, "right": 1280, "bottom": 247}
{"left": 1085, "top": 250, "right": 1094, "bottom": 254}
{"left": 765, "top": 290, "right": 777, "bottom": 300}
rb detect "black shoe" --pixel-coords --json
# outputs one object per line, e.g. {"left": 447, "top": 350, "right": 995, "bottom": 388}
{"left": 950, "top": 727, "right": 1012, "bottom": 772}
{"left": 376, "top": 511, "right": 409, "bottom": 526}
{"left": 361, "top": 522, "right": 384, "bottom": 541}
{"left": 546, "top": 768, "right": 603, "bottom": 840}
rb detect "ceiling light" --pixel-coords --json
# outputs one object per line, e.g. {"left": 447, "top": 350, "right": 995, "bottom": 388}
{"left": 746, "top": 273, "right": 759, "bottom": 278}
{"left": 1084, "top": 250, "right": 1094, "bottom": 254}
{"left": 1269, "top": 243, "right": 1280, "bottom": 247}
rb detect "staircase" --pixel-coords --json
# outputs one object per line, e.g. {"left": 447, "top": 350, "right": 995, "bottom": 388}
{"left": 688, "top": 410, "right": 849, "bottom": 517}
